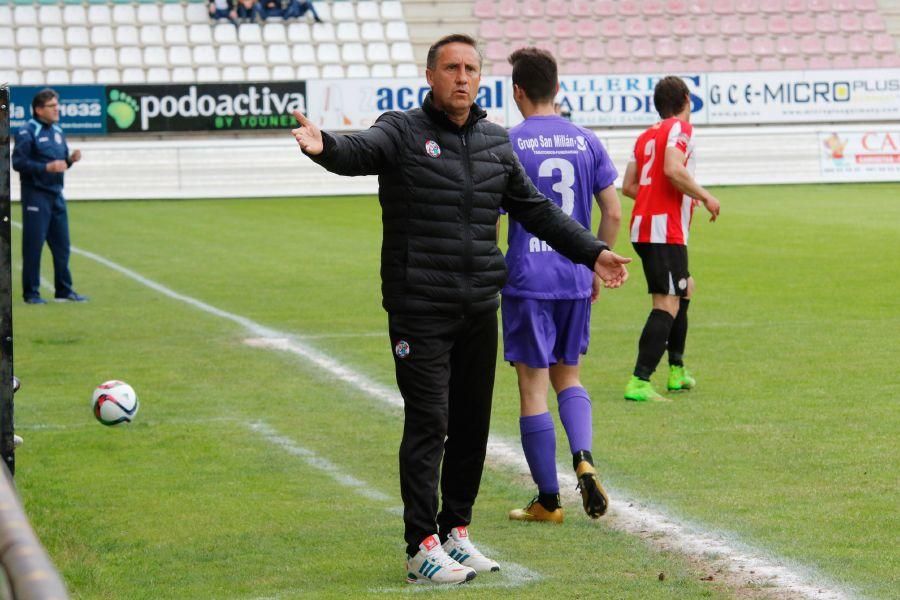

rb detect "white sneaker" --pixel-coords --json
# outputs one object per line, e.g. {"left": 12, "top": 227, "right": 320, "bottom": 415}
{"left": 406, "top": 534, "right": 476, "bottom": 585}
{"left": 442, "top": 526, "right": 500, "bottom": 573}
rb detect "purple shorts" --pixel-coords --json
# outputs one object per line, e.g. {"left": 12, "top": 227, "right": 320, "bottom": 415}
{"left": 501, "top": 296, "right": 591, "bottom": 368}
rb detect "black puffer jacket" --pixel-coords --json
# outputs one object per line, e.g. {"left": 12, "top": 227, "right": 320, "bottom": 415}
{"left": 308, "top": 93, "right": 608, "bottom": 316}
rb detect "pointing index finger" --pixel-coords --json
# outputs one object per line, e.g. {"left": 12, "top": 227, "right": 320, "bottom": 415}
{"left": 292, "top": 110, "right": 309, "bottom": 126}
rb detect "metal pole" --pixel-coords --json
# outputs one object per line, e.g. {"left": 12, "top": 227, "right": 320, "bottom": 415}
{"left": 0, "top": 85, "right": 14, "bottom": 476}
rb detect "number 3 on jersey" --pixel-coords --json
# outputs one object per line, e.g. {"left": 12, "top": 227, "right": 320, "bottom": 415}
{"left": 538, "top": 158, "right": 575, "bottom": 216}
{"left": 639, "top": 139, "right": 655, "bottom": 186}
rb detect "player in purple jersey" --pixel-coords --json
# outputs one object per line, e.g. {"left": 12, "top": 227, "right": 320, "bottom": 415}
{"left": 501, "top": 48, "right": 622, "bottom": 523}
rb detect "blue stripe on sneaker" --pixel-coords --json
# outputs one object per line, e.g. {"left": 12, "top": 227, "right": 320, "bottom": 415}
{"left": 430, "top": 565, "right": 441, "bottom": 578}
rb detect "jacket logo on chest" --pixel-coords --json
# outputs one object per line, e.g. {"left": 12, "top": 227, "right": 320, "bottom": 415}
{"left": 54, "top": 132, "right": 62, "bottom": 144}
{"left": 424, "top": 140, "right": 441, "bottom": 158}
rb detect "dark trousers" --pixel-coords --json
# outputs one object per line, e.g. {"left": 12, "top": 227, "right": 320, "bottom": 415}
{"left": 21, "top": 190, "right": 73, "bottom": 301}
{"left": 388, "top": 310, "right": 497, "bottom": 555}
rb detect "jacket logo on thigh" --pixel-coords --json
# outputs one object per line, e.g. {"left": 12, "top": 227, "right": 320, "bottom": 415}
{"left": 394, "top": 340, "right": 411, "bottom": 358}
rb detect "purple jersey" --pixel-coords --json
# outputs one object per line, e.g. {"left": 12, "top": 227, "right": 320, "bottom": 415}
{"left": 504, "top": 116, "right": 618, "bottom": 299}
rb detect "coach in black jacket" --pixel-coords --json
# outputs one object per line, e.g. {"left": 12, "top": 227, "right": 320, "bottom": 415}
{"left": 292, "top": 34, "right": 630, "bottom": 583}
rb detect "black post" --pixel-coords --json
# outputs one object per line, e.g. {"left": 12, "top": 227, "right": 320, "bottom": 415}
{"left": 0, "top": 85, "right": 15, "bottom": 476}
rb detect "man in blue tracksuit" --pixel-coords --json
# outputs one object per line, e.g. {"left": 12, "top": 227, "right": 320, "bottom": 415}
{"left": 12, "top": 88, "right": 87, "bottom": 304}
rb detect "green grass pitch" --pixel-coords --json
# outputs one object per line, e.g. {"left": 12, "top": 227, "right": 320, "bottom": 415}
{"left": 9, "top": 182, "right": 899, "bottom": 599}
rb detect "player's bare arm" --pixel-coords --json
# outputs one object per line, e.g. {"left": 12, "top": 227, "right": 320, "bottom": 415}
{"left": 621, "top": 161, "right": 639, "bottom": 200}
{"left": 595, "top": 184, "right": 621, "bottom": 248}
{"left": 291, "top": 110, "right": 324, "bottom": 156}
{"left": 663, "top": 147, "right": 721, "bottom": 221}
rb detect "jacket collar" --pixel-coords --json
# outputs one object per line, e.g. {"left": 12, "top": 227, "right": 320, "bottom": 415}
{"left": 422, "top": 92, "right": 487, "bottom": 132}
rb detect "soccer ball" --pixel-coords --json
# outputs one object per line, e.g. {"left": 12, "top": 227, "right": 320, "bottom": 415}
{"left": 91, "top": 380, "right": 139, "bottom": 426}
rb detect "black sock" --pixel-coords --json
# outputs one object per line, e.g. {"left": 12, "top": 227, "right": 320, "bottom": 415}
{"left": 407, "top": 543, "right": 420, "bottom": 557}
{"left": 538, "top": 492, "right": 561, "bottom": 511}
{"left": 572, "top": 449, "right": 594, "bottom": 471}
{"left": 668, "top": 298, "right": 690, "bottom": 366}
{"left": 634, "top": 309, "right": 675, "bottom": 380}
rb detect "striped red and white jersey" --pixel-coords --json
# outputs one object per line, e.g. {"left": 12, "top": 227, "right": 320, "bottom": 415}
{"left": 629, "top": 117, "right": 696, "bottom": 246}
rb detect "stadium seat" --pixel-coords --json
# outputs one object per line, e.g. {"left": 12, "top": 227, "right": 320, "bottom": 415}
{"left": 831, "top": 55, "right": 855, "bottom": 68}
{"left": 704, "top": 37, "right": 727, "bottom": 57}
{"left": 647, "top": 17, "right": 670, "bottom": 36}
{"left": 800, "top": 34, "right": 823, "bottom": 54}
{"left": 0, "top": 6, "right": 11, "bottom": 27}
{"left": 847, "top": 33, "right": 871, "bottom": 53}
{"left": 632, "top": 38, "right": 654, "bottom": 58}
{"left": 316, "top": 43, "right": 340, "bottom": 64}
{"left": 217, "top": 44, "right": 241, "bottom": 65}
{"left": 823, "top": 35, "right": 847, "bottom": 54}
{"left": 862, "top": 12, "right": 885, "bottom": 32}
{"left": 271, "top": 65, "right": 295, "bottom": 80}
{"left": 712, "top": 0, "right": 735, "bottom": 14}
{"left": 221, "top": 66, "right": 245, "bottom": 81}
{"left": 16, "top": 27, "right": 39, "bottom": 47}
{"left": 391, "top": 42, "right": 414, "bottom": 63}
{"left": 122, "top": 67, "right": 146, "bottom": 83}
{"left": 168, "top": 46, "right": 191, "bottom": 67}
{"left": 872, "top": 33, "right": 895, "bottom": 53}
{"left": 267, "top": 44, "right": 290, "bottom": 65}
{"left": 43, "top": 47, "right": 68, "bottom": 68}
{"left": 728, "top": 37, "right": 751, "bottom": 56}
{"left": 95, "top": 67, "right": 120, "bottom": 83}
{"left": 14, "top": 5, "right": 37, "bottom": 26}
{"left": 546, "top": 3, "right": 569, "bottom": 17}
{"left": 287, "top": 22, "right": 311, "bottom": 42}
{"left": 791, "top": 14, "right": 815, "bottom": 34}
{"left": 115, "top": 25, "right": 138, "bottom": 46}
{"left": 321, "top": 64, "right": 344, "bottom": 78}
{"left": 491, "top": 62, "right": 512, "bottom": 76}
{"left": 680, "top": 37, "right": 703, "bottom": 57}
{"left": 381, "top": 1, "right": 403, "bottom": 20}
{"left": 18, "top": 48, "right": 42, "bottom": 69}
{"left": 297, "top": 64, "right": 319, "bottom": 79}
{"left": 735, "top": 56, "right": 758, "bottom": 70}
{"left": 880, "top": 54, "right": 900, "bottom": 67}
{"left": 94, "top": 46, "right": 118, "bottom": 67}
{"left": 671, "top": 16, "right": 694, "bottom": 35}
{"left": 751, "top": 36, "right": 775, "bottom": 55}
{"left": 196, "top": 66, "right": 221, "bottom": 81}
{"left": 371, "top": 63, "right": 393, "bottom": 78}
{"left": 0, "top": 48, "right": 16, "bottom": 69}
{"left": 346, "top": 64, "right": 369, "bottom": 78}
{"left": 239, "top": 24, "right": 262, "bottom": 44}
{"left": 214, "top": 24, "right": 238, "bottom": 44}
{"left": 395, "top": 63, "right": 418, "bottom": 77}
{"left": 38, "top": 5, "right": 62, "bottom": 26}
{"left": 559, "top": 39, "right": 582, "bottom": 60}
{"left": 583, "top": 39, "right": 605, "bottom": 59}
{"left": 719, "top": 15, "right": 741, "bottom": 36}
{"left": 242, "top": 44, "right": 265, "bottom": 66}
{"left": 311, "top": 2, "right": 331, "bottom": 21}
{"left": 744, "top": 15, "right": 766, "bottom": 34}
{"left": 64, "top": 25, "right": 89, "bottom": 47}
{"left": 696, "top": 15, "right": 718, "bottom": 35}
{"left": 758, "top": 0, "right": 782, "bottom": 12}
{"left": 312, "top": 22, "right": 336, "bottom": 43}
{"left": 331, "top": 2, "right": 355, "bottom": 22}
{"left": 367, "top": 41, "right": 390, "bottom": 63}
{"left": 0, "top": 27, "right": 13, "bottom": 47}
{"left": 358, "top": 1, "right": 381, "bottom": 21}
{"left": 551, "top": 20, "right": 574, "bottom": 39}
{"left": 385, "top": 21, "right": 409, "bottom": 42}
{"left": 643, "top": 0, "right": 664, "bottom": 14}
{"left": 666, "top": 0, "right": 689, "bottom": 14}
{"left": 776, "top": 35, "right": 799, "bottom": 55}
{"left": 70, "top": 68, "right": 95, "bottom": 83}
{"left": 189, "top": 24, "right": 213, "bottom": 45}
{"left": 856, "top": 54, "right": 880, "bottom": 68}
{"left": 497, "top": 0, "right": 517, "bottom": 18}
{"left": 815, "top": 13, "right": 837, "bottom": 32}
{"left": 361, "top": 21, "right": 385, "bottom": 42}
{"left": 522, "top": 0, "right": 544, "bottom": 17}
{"left": 607, "top": 38, "right": 629, "bottom": 58}
{"left": 617, "top": 0, "right": 640, "bottom": 15}
{"left": 833, "top": 0, "right": 854, "bottom": 10}
{"left": 839, "top": 13, "right": 861, "bottom": 32}
{"left": 291, "top": 43, "right": 316, "bottom": 64}
{"left": 40, "top": 26, "right": 65, "bottom": 47}
{"left": 141, "top": 25, "right": 164, "bottom": 46}
{"left": 143, "top": 45, "right": 167, "bottom": 67}
{"left": 246, "top": 65, "right": 269, "bottom": 80}
{"left": 161, "top": 4, "right": 184, "bottom": 24}
{"left": 192, "top": 45, "right": 216, "bottom": 66}
{"left": 20, "top": 70, "right": 45, "bottom": 85}
{"left": 529, "top": 21, "right": 551, "bottom": 40}
{"left": 759, "top": 56, "right": 782, "bottom": 69}
{"left": 119, "top": 46, "right": 142, "bottom": 67}
{"left": 136, "top": 4, "right": 159, "bottom": 25}
{"left": 559, "top": 60, "right": 588, "bottom": 74}
{"left": 61, "top": 4, "right": 87, "bottom": 26}
{"left": 599, "top": 18, "right": 623, "bottom": 37}
{"left": 262, "top": 23, "right": 286, "bottom": 43}
{"left": 784, "top": 55, "right": 807, "bottom": 69}
{"left": 112, "top": 5, "right": 136, "bottom": 25}
{"left": 146, "top": 67, "right": 170, "bottom": 82}
{"left": 689, "top": 0, "right": 712, "bottom": 14}
{"left": 535, "top": 40, "right": 557, "bottom": 57}
{"left": 337, "top": 22, "right": 360, "bottom": 42}
{"left": 473, "top": 0, "right": 494, "bottom": 18}
{"left": 483, "top": 40, "right": 506, "bottom": 62}
{"left": 769, "top": 15, "right": 791, "bottom": 34}
{"left": 185, "top": 3, "right": 209, "bottom": 23}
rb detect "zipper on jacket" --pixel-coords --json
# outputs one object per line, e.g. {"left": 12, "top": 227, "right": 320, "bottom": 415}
{"left": 459, "top": 131, "right": 473, "bottom": 313}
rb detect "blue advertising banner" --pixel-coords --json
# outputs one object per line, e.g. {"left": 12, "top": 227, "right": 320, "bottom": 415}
{"left": 9, "top": 85, "right": 106, "bottom": 135}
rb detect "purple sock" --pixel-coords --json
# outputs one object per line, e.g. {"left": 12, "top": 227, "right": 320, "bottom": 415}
{"left": 558, "top": 386, "right": 592, "bottom": 454}
{"left": 519, "top": 412, "right": 558, "bottom": 494}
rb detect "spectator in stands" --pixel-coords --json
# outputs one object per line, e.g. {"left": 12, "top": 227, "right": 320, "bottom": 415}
{"left": 12, "top": 89, "right": 88, "bottom": 305}
{"left": 284, "top": 0, "right": 323, "bottom": 23}
{"left": 236, "top": 0, "right": 265, "bottom": 23}
{"left": 260, "top": 0, "right": 283, "bottom": 19}
{"left": 208, "top": 0, "right": 239, "bottom": 27}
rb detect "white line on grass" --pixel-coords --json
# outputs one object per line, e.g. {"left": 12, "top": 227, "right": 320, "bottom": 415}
{"left": 36, "top": 231, "right": 855, "bottom": 600}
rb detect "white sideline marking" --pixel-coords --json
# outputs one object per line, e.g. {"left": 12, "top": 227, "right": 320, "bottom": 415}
{"left": 249, "top": 421, "right": 541, "bottom": 589}
{"left": 29, "top": 230, "right": 854, "bottom": 599}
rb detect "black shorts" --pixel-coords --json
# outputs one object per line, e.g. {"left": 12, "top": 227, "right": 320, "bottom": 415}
{"left": 632, "top": 242, "right": 690, "bottom": 297}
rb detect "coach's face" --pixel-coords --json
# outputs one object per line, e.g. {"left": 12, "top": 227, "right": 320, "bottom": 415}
{"left": 426, "top": 42, "right": 481, "bottom": 125}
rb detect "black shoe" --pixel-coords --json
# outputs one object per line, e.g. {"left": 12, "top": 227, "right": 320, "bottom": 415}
{"left": 24, "top": 296, "right": 47, "bottom": 305}
{"left": 55, "top": 292, "right": 89, "bottom": 302}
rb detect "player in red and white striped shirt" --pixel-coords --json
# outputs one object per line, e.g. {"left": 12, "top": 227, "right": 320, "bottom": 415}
{"left": 620, "top": 76, "right": 720, "bottom": 402}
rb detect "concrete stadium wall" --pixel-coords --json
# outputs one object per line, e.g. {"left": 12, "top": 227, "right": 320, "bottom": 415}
{"left": 8, "top": 123, "right": 894, "bottom": 201}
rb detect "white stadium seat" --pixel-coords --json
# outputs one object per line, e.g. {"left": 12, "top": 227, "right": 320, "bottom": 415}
{"left": 347, "top": 64, "right": 370, "bottom": 78}
{"left": 91, "top": 26, "right": 115, "bottom": 47}
{"left": 20, "top": 70, "right": 45, "bottom": 85}
{"left": 112, "top": 5, "right": 137, "bottom": 26}
{"left": 0, "top": 27, "right": 12, "bottom": 48}
{"left": 263, "top": 23, "right": 286, "bottom": 43}
{"left": 95, "top": 67, "right": 120, "bottom": 84}
{"left": 366, "top": 42, "right": 389, "bottom": 62}
{"left": 93, "top": 47, "right": 118, "bottom": 68}
{"left": 286, "top": 22, "right": 311, "bottom": 42}
{"left": 137, "top": 5, "right": 160, "bottom": 25}
{"left": 290, "top": 43, "right": 316, "bottom": 64}
{"left": 121, "top": 67, "right": 146, "bottom": 83}
{"left": 62, "top": 5, "right": 87, "bottom": 26}
{"left": 0, "top": 70, "right": 19, "bottom": 85}
{"left": 186, "top": 3, "right": 210, "bottom": 24}
{"left": 247, "top": 65, "right": 270, "bottom": 80}
{"left": 243, "top": 44, "right": 266, "bottom": 65}
{"left": 144, "top": 46, "right": 168, "bottom": 67}
{"left": 267, "top": 44, "right": 291, "bottom": 65}
{"left": 18, "top": 48, "right": 42, "bottom": 69}
{"left": 165, "top": 25, "right": 188, "bottom": 45}
{"left": 391, "top": 42, "right": 414, "bottom": 62}
{"left": 357, "top": 2, "right": 380, "bottom": 21}
{"left": 46, "top": 69, "right": 70, "bottom": 84}
{"left": 43, "top": 48, "right": 68, "bottom": 69}
{"left": 361, "top": 22, "right": 384, "bottom": 42}
{"left": 168, "top": 46, "right": 192, "bottom": 67}
{"left": 65, "top": 26, "right": 90, "bottom": 48}
{"left": 40, "top": 27, "right": 65, "bottom": 48}
{"left": 396, "top": 63, "right": 418, "bottom": 77}
{"left": 146, "top": 67, "right": 170, "bottom": 83}
{"left": 68, "top": 47, "right": 93, "bottom": 68}
{"left": 214, "top": 24, "right": 238, "bottom": 44}
{"left": 171, "top": 67, "right": 196, "bottom": 83}
{"left": 321, "top": 64, "right": 345, "bottom": 78}
{"left": 141, "top": 25, "right": 164, "bottom": 46}
{"left": 38, "top": 6, "right": 63, "bottom": 27}
{"left": 342, "top": 43, "right": 364, "bottom": 63}
{"left": 337, "top": 22, "right": 360, "bottom": 42}
{"left": 221, "top": 66, "right": 245, "bottom": 81}
{"left": 239, "top": 24, "right": 262, "bottom": 43}
{"left": 312, "top": 22, "right": 336, "bottom": 43}
{"left": 331, "top": 2, "right": 355, "bottom": 21}
{"left": 371, "top": 63, "right": 393, "bottom": 78}
{"left": 193, "top": 45, "right": 216, "bottom": 66}
{"left": 0, "top": 7, "right": 11, "bottom": 27}
{"left": 189, "top": 24, "right": 213, "bottom": 45}
{"left": 115, "top": 25, "right": 139, "bottom": 47}
{"left": 197, "top": 66, "right": 221, "bottom": 82}
{"left": 161, "top": 4, "right": 185, "bottom": 25}
{"left": 14, "top": 6, "right": 38, "bottom": 26}
{"left": 0, "top": 49, "right": 17, "bottom": 70}
{"left": 311, "top": 2, "right": 331, "bottom": 21}
{"left": 296, "top": 64, "right": 319, "bottom": 79}
{"left": 87, "top": 5, "right": 111, "bottom": 26}
{"left": 16, "top": 27, "right": 40, "bottom": 48}
{"left": 271, "top": 65, "right": 295, "bottom": 80}
{"left": 317, "top": 43, "right": 340, "bottom": 64}
{"left": 119, "top": 47, "right": 143, "bottom": 68}
{"left": 217, "top": 45, "right": 242, "bottom": 65}
{"left": 70, "top": 69, "right": 95, "bottom": 83}
{"left": 385, "top": 21, "right": 409, "bottom": 42}
{"left": 381, "top": 2, "right": 404, "bottom": 20}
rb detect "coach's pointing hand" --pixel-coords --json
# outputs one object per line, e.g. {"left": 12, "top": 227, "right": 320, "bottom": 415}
{"left": 292, "top": 110, "right": 324, "bottom": 156}
{"left": 594, "top": 249, "right": 631, "bottom": 289}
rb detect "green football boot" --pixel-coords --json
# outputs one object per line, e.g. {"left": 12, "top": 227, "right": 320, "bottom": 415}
{"left": 624, "top": 376, "right": 670, "bottom": 402}
{"left": 667, "top": 365, "right": 696, "bottom": 391}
